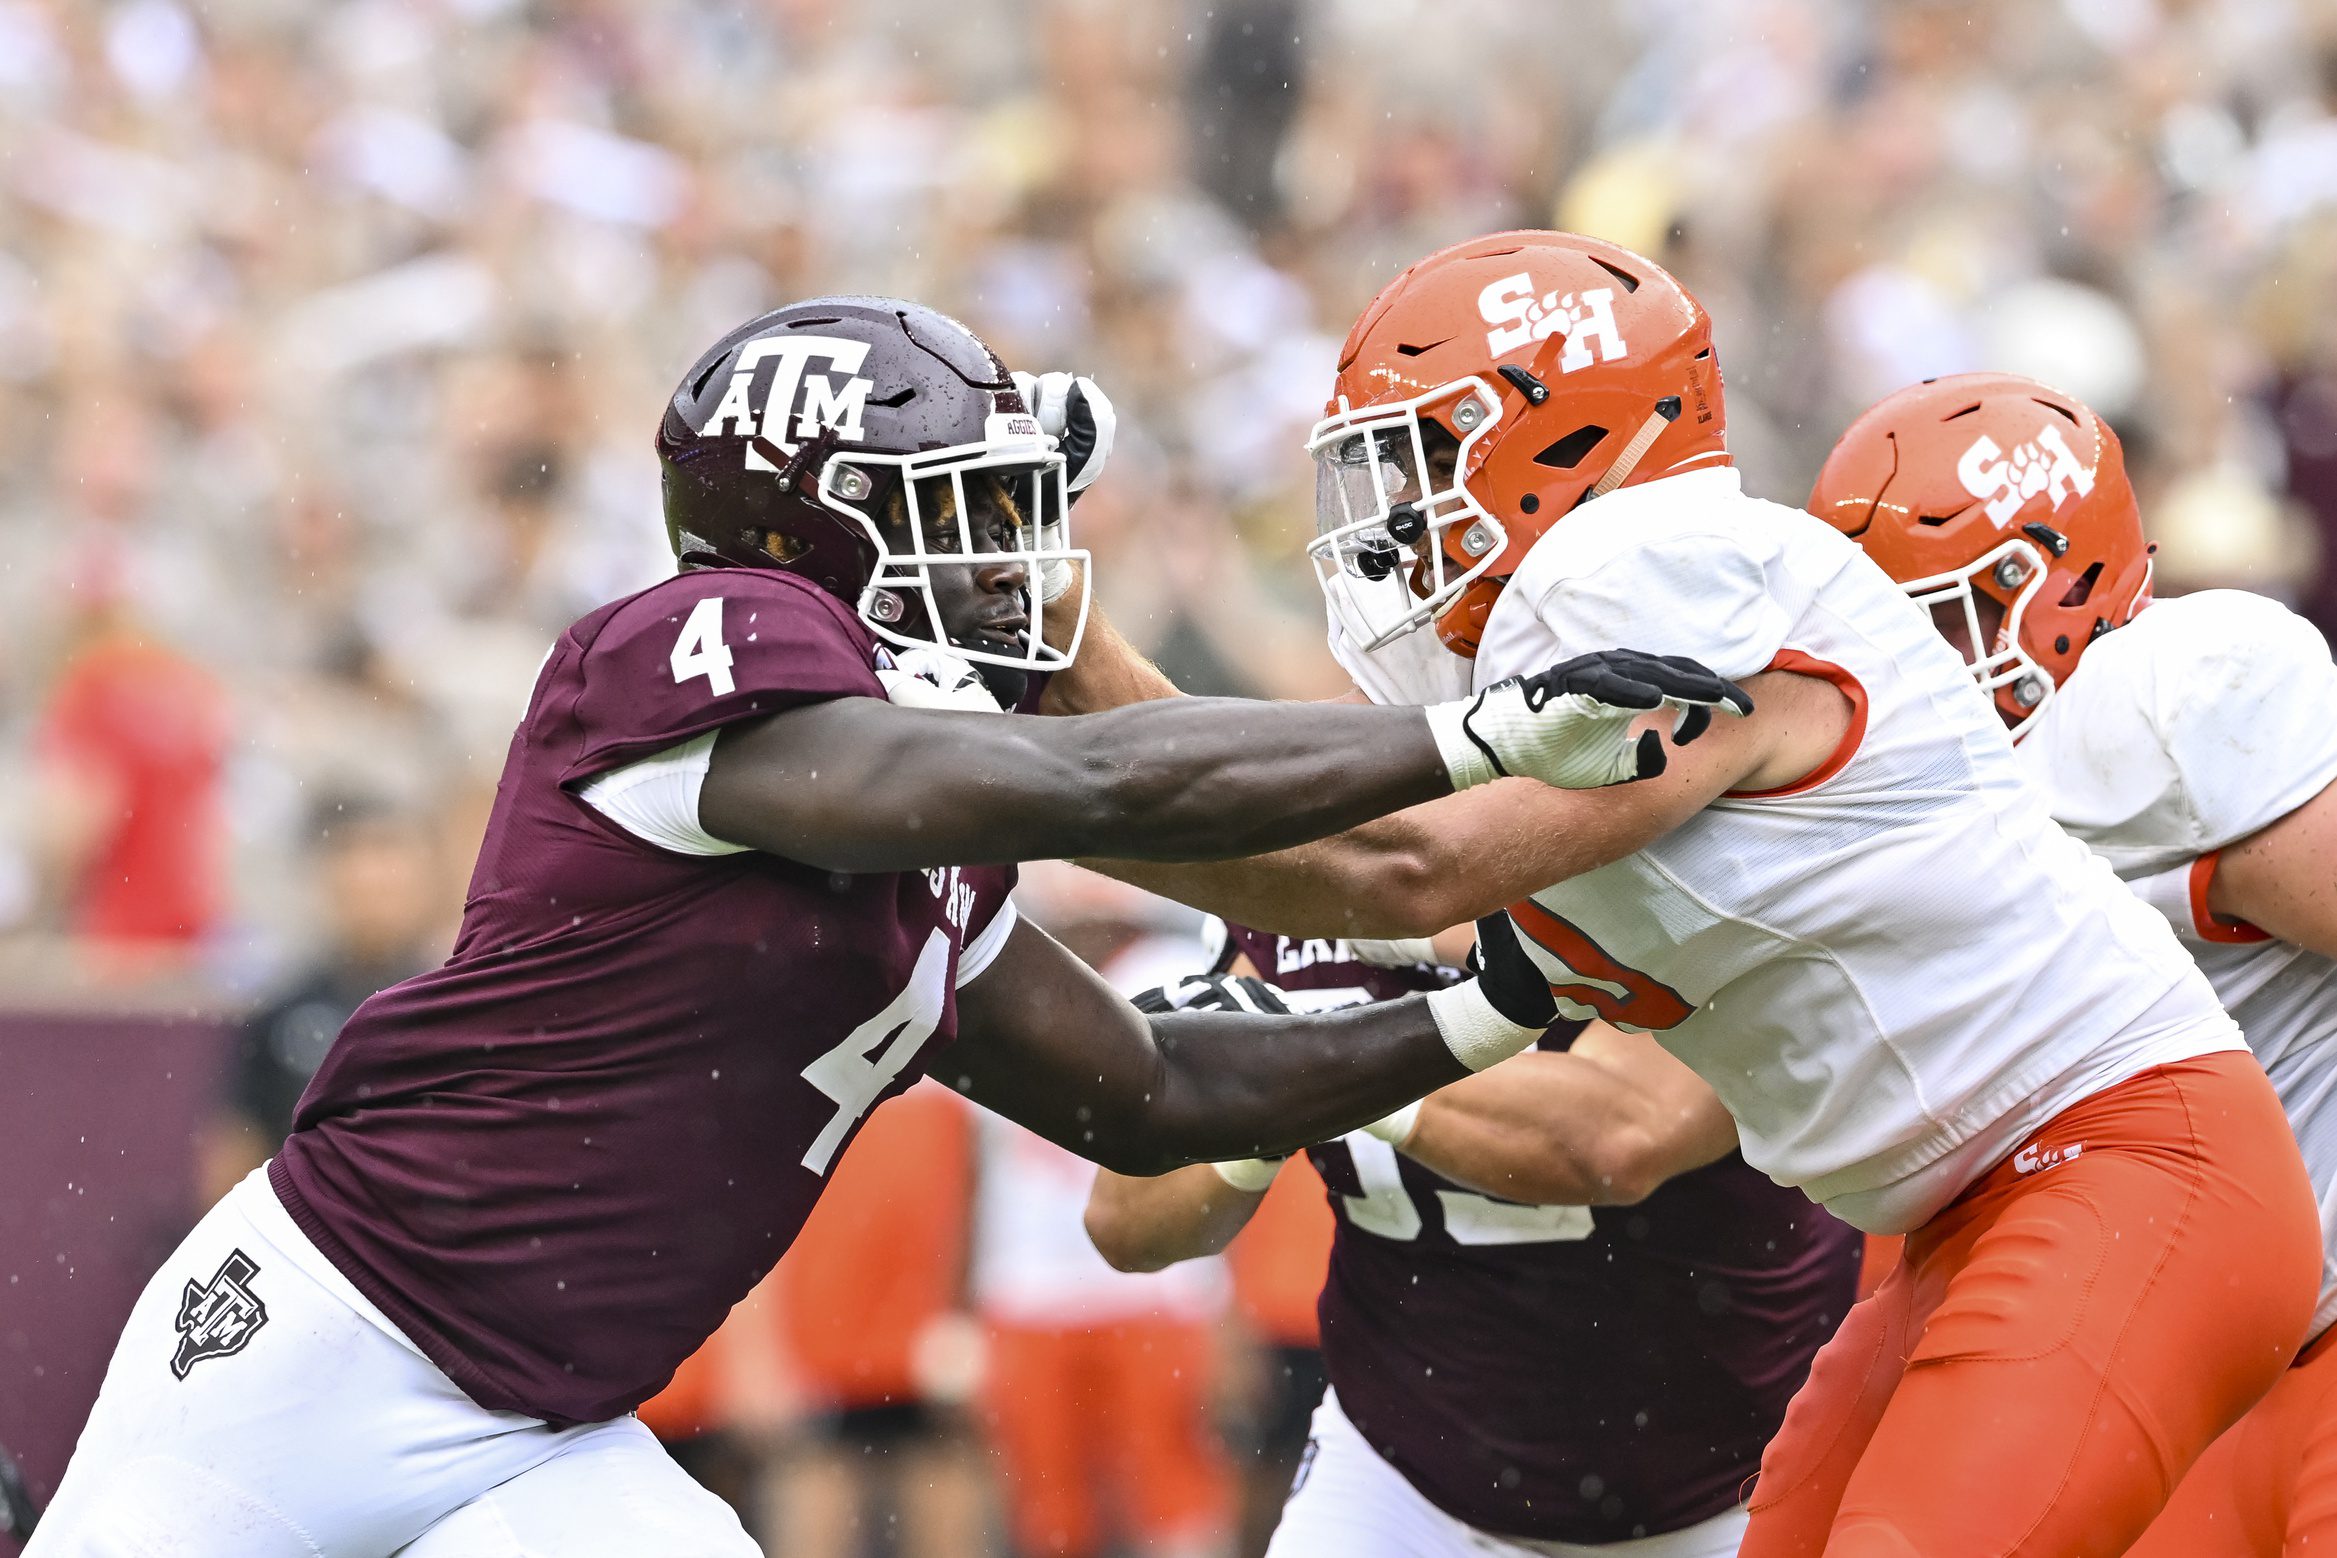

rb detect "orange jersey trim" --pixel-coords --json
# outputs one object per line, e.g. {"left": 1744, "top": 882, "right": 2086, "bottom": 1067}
{"left": 2189, "top": 851, "right": 2272, "bottom": 945}
{"left": 1725, "top": 650, "right": 1870, "bottom": 800}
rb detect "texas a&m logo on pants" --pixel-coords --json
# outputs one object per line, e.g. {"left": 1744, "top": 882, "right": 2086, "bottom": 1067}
{"left": 170, "top": 1249, "right": 268, "bottom": 1379}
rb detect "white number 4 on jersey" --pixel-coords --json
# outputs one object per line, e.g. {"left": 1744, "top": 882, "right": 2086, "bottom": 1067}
{"left": 799, "top": 932, "right": 951, "bottom": 1175}
{"left": 670, "top": 596, "right": 736, "bottom": 697}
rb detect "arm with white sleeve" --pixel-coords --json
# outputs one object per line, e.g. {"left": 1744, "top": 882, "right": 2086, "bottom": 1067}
{"left": 2084, "top": 594, "right": 2337, "bottom": 957}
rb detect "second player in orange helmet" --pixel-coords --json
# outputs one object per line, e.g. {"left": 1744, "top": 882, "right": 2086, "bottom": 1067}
{"left": 1823, "top": 369, "right": 2337, "bottom": 1558}
{"left": 1812, "top": 371, "right": 2154, "bottom": 730}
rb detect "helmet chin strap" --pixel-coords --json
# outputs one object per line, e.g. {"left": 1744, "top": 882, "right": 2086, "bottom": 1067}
{"left": 751, "top": 426, "right": 843, "bottom": 494}
{"left": 1585, "top": 396, "right": 1683, "bottom": 502}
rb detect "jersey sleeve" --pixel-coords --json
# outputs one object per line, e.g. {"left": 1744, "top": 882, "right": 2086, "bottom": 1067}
{"left": 557, "top": 569, "right": 885, "bottom": 785}
{"left": 956, "top": 866, "right": 1021, "bottom": 988}
{"left": 2153, "top": 592, "right": 2337, "bottom": 852}
{"left": 1524, "top": 531, "right": 1794, "bottom": 682}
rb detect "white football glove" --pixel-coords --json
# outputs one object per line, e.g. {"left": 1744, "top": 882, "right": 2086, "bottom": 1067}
{"left": 876, "top": 647, "right": 1002, "bottom": 713}
{"left": 1424, "top": 650, "right": 1753, "bottom": 791}
{"left": 1010, "top": 370, "right": 1116, "bottom": 492}
{"left": 1010, "top": 370, "right": 1115, "bottom": 606}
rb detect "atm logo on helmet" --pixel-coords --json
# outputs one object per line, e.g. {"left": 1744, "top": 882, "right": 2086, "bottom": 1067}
{"left": 1957, "top": 424, "right": 2096, "bottom": 527}
{"left": 1478, "top": 274, "right": 1628, "bottom": 370}
{"left": 698, "top": 335, "right": 876, "bottom": 473}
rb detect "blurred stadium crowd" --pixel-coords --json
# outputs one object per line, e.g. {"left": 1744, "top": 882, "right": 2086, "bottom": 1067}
{"left": 5, "top": 0, "right": 2337, "bottom": 1550}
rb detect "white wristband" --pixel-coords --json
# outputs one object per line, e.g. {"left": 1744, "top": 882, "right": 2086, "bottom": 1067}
{"left": 1424, "top": 699, "right": 1501, "bottom": 791}
{"left": 1362, "top": 1099, "right": 1423, "bottom": 1149}
{"left": 1426, "top": 982, "right": 1543, "bottom": 1072}
{"left": 1210, "top": 1157, "right": 1282, "bottom": 1192}
{"left": 1347, "top": 936, "right": 1439, "bottom": 968}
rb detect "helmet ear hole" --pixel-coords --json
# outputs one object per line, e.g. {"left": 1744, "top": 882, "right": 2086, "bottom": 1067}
{"left": 1533, "top": 426, "right": 1610, "bottom": 469}
{"left": 757, "top": 530, "right": 811, "bottom": 564}
{"left": 2060, "top": 561, "right": 2104, "bottom": 608}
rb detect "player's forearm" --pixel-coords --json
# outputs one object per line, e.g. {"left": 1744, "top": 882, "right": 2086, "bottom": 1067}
{"left": 1092, "top": 999, "right": 1466, "bottom": 1176}
{"left": 1407, "top": 1092, "right": 1659, "bottom": 1205}
{"left": 705, "top": 694, "right": 1454, "bottom": 874}
{"left": 1089, "top": 777, "right": 1628, "bottom": 939}
{"left": 1084, "top": 821, "right": 1457, "bottom": 939}
{"left": 1083, "top": 1164, "right": 1266, "bottom": 1273}
{"left": 1402, "top": 1051, "right": 1733, "bottom": 1207}
{"left": 1049, "top": 696, "right": 1458, "bottom": 861}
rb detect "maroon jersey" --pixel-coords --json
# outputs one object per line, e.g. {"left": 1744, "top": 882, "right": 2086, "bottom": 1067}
{"left": 1221, "top": 926, "right": 1861, "bottom": 1545}
{"left": 272, "top": 567, "right": 1013, "bottom": 1427}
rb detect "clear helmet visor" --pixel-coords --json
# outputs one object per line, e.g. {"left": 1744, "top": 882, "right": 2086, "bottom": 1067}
{"left": 1305, "top": 379, "right": 1508, "bottom": 655}
{"left": 822, "top": 416, "right": 1090, "bottom": 672}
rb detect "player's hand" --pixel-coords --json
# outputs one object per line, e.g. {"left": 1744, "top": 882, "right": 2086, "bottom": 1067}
{"left": 1011, "top": 370, "right": 1116, "bottom": 493}
{"left": 1468, "top": 912, "right": 1560, "bottom": 1030}
{"left": 876, "top": 647, "right": 1002, "bottom": 713}
{"left": 1130, "top": 972, "right": 1294, "bottom": 1016}
{"left": 1426, "top": 649, "right": 1753, "bottom": 791}
{"left": 1012, "top": 370, "right": 1113, "bottom": 606}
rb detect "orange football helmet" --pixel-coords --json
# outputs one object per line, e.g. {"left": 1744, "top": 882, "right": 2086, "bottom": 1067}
{"left": 1810, "top": 373, "right": 2152, "bottom": 734}
{"left": 1308, "top": 230, "right": 1729, "bottom": 658}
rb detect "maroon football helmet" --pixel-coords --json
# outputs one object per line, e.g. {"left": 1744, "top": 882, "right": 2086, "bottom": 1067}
{"left": 658, "top": 297, "right": 1087, "bottom": 672}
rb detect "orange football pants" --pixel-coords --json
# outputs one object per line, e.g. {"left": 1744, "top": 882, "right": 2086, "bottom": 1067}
{"left": 2123, "top": 1323, "right": 2337, "bottom": 1556}
{"left": 981, "top": 1317, "right": 1233, "bottom": 1558}
{"left": 1741, "top": 1051, "right": 2321, "bottom": 1558}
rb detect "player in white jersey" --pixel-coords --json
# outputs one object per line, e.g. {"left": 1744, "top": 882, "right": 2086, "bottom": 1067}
{"left": 1814, "top": 371, "right": 2337, "bottom": 1556}
{"left": 1038, "top": 231, "right": 2321, "bottom": 1556}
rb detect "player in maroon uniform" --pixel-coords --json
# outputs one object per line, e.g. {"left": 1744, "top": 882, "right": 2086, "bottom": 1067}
{"left": 1088, "top": 929, "right": 1861, "bottom": 1557}
{"left": 28, "top": 298, "right": 1749, "bottom": 1558}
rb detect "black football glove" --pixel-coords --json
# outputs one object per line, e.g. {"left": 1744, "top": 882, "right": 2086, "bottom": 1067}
{"left": 1468, "top": 913, "right": 1561, "bottom": 1031}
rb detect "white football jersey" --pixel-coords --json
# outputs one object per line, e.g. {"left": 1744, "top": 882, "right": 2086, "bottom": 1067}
{"left": 2018, "top": 589, "right": 2337, "bottom": 1336}
{"left": 1448, "top": 468, "right": 2238, "bottom": 1234}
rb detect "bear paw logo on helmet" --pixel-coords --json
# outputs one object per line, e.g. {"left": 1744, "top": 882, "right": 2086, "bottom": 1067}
{"left": 1957, "top": 425, "right": 2098, "bottom": 527}
{"left": 1478, "top": 274, "right": 1629, "bottom": 369}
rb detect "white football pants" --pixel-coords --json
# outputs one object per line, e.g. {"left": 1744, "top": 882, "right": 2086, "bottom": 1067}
{"left": 1264, "top": 1390, "right": 1748, "bottom": 1558}
{"left": 26, "top": 1167, "right": 758, "bottom": 1558}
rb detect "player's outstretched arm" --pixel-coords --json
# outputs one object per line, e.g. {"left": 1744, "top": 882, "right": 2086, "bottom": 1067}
{"left": 945, "top": 918, "right": 1551, "bottom": 1177}
{"left": 1088, "top": 666, "right": 1849, "bottom": 938}
{"left": 2205, "top": 777, "right": 2337, "bottom": 957}
{"left": 1083, "top": 1164, "right": 1272, "bottom": 1273}
{"left": 1399, "top": 1025, "right": 1739, "bottom": 1206}
{"left": 698, "top": 651, "right": 1748, "bottom": 875}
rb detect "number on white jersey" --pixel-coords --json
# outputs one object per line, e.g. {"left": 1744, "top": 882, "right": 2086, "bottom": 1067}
{"left": 1341, "top": 1134, "right": 1424, "bottom": 1239}
{"left": 1337, "top": 1135, "right": 1594, "bottom": 1247}
{"left": 799, "top": 930, "right": 951, "bottom": 1174}
{"left": 1510, "top": 899, "right": 1692, "bottom": 1032}
{"left": 670, "top": 596, "right": 737, "bottom": 697}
